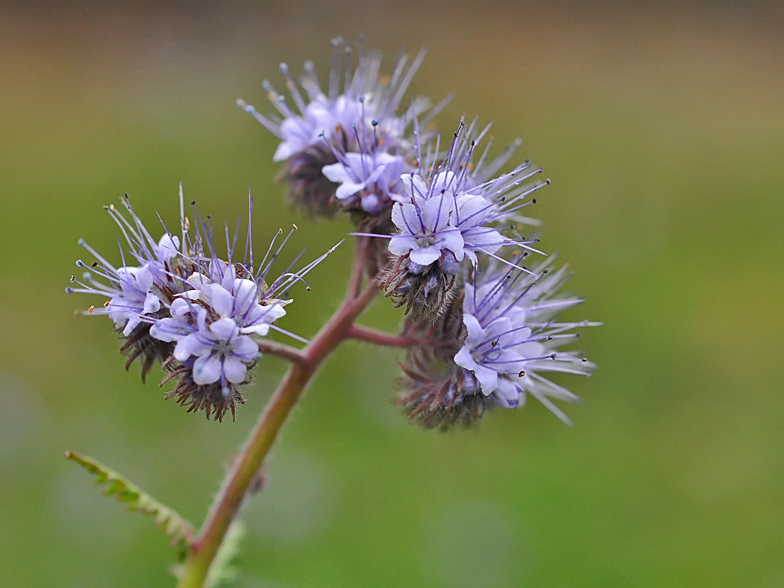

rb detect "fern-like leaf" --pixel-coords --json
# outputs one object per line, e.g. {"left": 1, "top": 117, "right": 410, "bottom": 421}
{"left": 65, "top": 450, "right": 195, "bottom": 552}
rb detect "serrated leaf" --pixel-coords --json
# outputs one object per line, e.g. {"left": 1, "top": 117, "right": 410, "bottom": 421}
{"left": 65, "top": 450, "right": 195, "bottom": 553}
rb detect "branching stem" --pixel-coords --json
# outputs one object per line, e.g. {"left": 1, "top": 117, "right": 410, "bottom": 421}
{"left": 175, "top": 252, "right": 379, "bottom": 588}
{"left": 255, "top": 339, "right": 307, "bottom": 365}
{"left": 347, "top": 324, "right": 421, "bottom": 348}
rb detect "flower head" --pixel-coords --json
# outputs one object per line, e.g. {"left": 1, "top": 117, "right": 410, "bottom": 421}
{"left": 398, "top": 254, "right": 599, "bottom": 428}
{"left": 380, "top": 118, "right": 548, "bottom": 319}
{"left": 68, "top": 190, "right": 338, "bottom": 420}
{"left": 146, "top": 200, "right": 337, "bottom": 420}
{"left": 238, "top": 37, "right": 445, "bottom": 216}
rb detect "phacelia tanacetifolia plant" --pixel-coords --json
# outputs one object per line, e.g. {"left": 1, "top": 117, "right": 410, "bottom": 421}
{"left": 66, "top": 37, "right": 600, "bottom": 588}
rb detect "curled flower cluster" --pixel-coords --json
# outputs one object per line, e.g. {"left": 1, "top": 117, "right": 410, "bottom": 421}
{"left": 238, "top": 36, "right": 445, "bottom": 220}
{"left": 68, "top": 192, "right": 336, "bottom": 420}
{"left": 398, "top": 256, "right": 599, "bottom": 428}
{"left": 70, "top": 38, "right": 598, "bottom": 428}
{"left": 240, "top": 38, "right": 598, "bottom": 427}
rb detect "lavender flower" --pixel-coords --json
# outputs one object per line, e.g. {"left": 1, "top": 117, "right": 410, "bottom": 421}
{"left": 379, "top": 119, "right": 548, "bottom": 318}
{"left": 399, "top": 255, "right": 599, "bottom": 428}
{"left": 66, "top": 195, "right": 188, "bottom": 381}
{"left": 149, "top": 202, "right": 338, "bottom": 421}
{"left": 174, "top": 314, "right": 258, "bottom": 387}
{"left": 68, "top": 190, "right": 339, "bottom": 420}
{"left": 322, "top": 150, "right": 408, "bottom": 215}
{"left": 238, "top": 37, "right": 445, "bottom": 216}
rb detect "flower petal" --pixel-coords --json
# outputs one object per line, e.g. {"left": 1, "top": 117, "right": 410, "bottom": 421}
{"left": 174, "top": 332, "right": 211, "bottom": 361}
{"left": 222, "top": 356, "right": 248, "bottom": 384}
{"left": 230, "top": 334, "right": 258, "bottom": 360}
{"left": 209, "top": 317, "right": 239, "bottom": 341}
{"left": 193, "top": 352, "right": 222, "bottom": 385}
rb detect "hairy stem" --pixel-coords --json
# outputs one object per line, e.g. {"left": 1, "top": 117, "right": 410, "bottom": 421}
{"left": 175, "top": 282, "right": 378, "bottom": 588}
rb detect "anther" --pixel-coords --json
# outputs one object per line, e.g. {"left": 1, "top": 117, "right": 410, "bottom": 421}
{"left": 550, "top": 353, "right": 557, "bottom": 359}
{"left": 518, "top": 370, "right": 525, "bottom": 377}
{"left": 103, "top": 300, "right": 110, "bottom": 307}
{"left": 88, "top": 306, "right": 95, "bottom": 313}
{"left": 532, "top": 198, "right": 537, "bottom": 204}
{"left": 91, "top": 262, "right": 98, "bottom": 268}
{"left": 491, "top": 339, "right": 498, "bottom": 347}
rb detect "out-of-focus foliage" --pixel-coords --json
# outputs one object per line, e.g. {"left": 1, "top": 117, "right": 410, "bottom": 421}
{"left": 1, "top": 2, "right": 783, "bottom": 587}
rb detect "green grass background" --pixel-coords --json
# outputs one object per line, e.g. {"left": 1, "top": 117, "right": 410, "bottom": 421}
{"left": 1, "top": 1, "right": 783, "bottom": 586}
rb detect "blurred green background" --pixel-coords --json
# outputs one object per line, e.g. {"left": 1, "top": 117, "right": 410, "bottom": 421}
{"left": 1, "top": 1, "right": 783, "bottom": 586}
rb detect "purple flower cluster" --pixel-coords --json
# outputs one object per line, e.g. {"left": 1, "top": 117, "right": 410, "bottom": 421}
{"left": 68, "top": 192, "right": 336, "bottom": 420}
{"left": 238, "top": 38, "right": 599, "bottom": 427}
{"left": 69, "top": 38, "right": 598, "bottom": 428}
{"left": 399, "top": 256, "right": 599, "bottom": 428}
{"left": 238, "top": 37, "right": 446, "bottom": 218}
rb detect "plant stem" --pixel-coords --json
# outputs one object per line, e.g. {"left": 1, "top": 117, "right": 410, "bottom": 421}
{"left": 346, "top": 324, "right": 420, "bottom": 348}
{"left": 175, "top": 283, "right": 378, "bottom": 588}
{"left": 255, "top": 339, "right": 307, "bottom": 365}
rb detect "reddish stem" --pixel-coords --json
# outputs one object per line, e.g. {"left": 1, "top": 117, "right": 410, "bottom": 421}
{"left": 346, "top": 324, "right": 421, "bottom": 348}
{"left": 255, "top": 339, "right": 307, "bottom": 365}
{"left": 175, "top": 282, "right": 378, "bottom": 587}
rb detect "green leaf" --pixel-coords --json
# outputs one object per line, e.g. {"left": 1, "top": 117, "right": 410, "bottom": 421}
{"left": 204, "top": 520, "right": 245, "bottom": 588}
{"left": 169, "top": 521, "right": 245, "bottom": 586}
{"left": 65, "top": 450, "right": 195, "bottom": 553}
